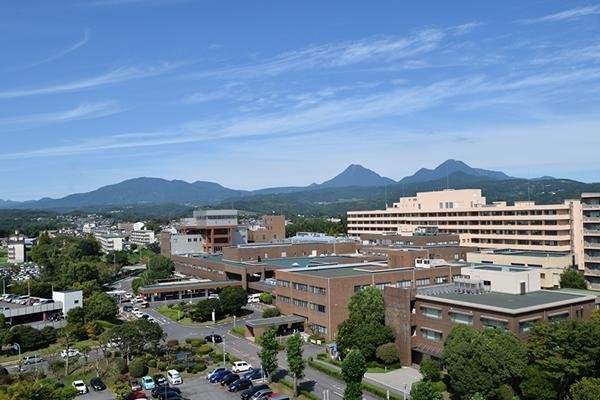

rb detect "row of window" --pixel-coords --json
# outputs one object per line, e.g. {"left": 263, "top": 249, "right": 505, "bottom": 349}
{"left": 353, "top": 276, "right": 452, "bottom": 293}
{"left": 277, "top": 295, "right": 326, "bottom": 313}
{"left": 277, "top": 280, "right": 326, "bottom": 295}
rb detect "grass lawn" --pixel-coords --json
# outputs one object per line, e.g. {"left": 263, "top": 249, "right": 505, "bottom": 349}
{"left": 0, "top": 248, "right": 7, "bottom": 264}
{"left": 157, "top": 306, "right": 234, "bottom": 326}
{"left": 0, "top": 339, "right": 98, "bottom": 364}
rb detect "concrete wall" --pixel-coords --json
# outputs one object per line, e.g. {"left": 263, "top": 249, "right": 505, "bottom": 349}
{"left": 460, "top": 266, "right": 541, "bottom": 294}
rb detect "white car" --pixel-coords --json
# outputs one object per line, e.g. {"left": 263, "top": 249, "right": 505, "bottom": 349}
{"left": 133, "top": 310, "right": 144, "bottom": 318}
{"left": 232, "top": 361, "right": 253, "bottom": 373}
{"left": 60, "top": 349, "right": 81, "bottom": 358}
{"left": 72, "top": 380, "right": 88, "bottom": 394}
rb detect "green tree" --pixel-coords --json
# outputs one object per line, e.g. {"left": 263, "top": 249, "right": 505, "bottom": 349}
{"left": 129, "top": 356, "right": 149, "bottom": 377}
{"left": 420, "top": 358, "right": 442, "bottom": 382}
{"left": 220, "top": 286, "right": 248, "bottom": 316}
{"left": 442, "top": 325, "right": 528, "bottom": 399}
{"left": 259, "top": 292, "right": 273, "bottom": 304}
{"left": 520, "top": 365, "right": 557, "bottom": 400}
{"left": 258, "top": 327, "right": 278, "bottom": 382}
{"left": 469, "top": 394, "right": 486, "bottom": 400}
{"left": 568, "top": 377, "right": 600, "bottom": 400}
{"left": 286, "top": 333, "right": 305, "bottom": 398}
{"left": 410, "top": 380, "right": 443, "bottom": 400}
{"left": 375, "top": 343, "right": 399, "bottom": 365}
{"left": 143, "top": 255, "right": 174, "bottom": 282}
{"left": 66, "top": 306, "right": 86, "bottom": 325}
{"left": 337, "top": 318, "right": 394, "bottom": 359}
{"left": 348, "top": 286, "right": 385, "bottom": 324}
{"left": 37, "top": 231, "right": 51, "bottom": 246}
{"left": 190, "top": 298, "right": 222, "bottom": 322}
{"left": 131, "top": 277, "right": 143, "bottom": 294}
{"left": 110, "top": 319, "right": 164, "bottom": 361}
{"left": 341, "top": 349, "right": 367, "bottom": 400}
{"left": 84, "top": 292, "right": 118, "bottom": 321}
{"left": 559, "top": 269, "right": 587, "bottom": 289}
{"left": 112, "top": 250, "right": 130, "bottom": 266}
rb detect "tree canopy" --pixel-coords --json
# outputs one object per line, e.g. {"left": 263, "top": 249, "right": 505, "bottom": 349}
{"left": 219, "top": 286, "right": 247, "bottom": 316}
{"left": 410, "top": 380, "right": 443, "bottom": 400}
{"left": 258, "top": 327, "right": 278, "bottom": 381}
{"left": 84, "top": 292, "right": 118, "bottom": 322}
{"left": 559, "top": 268, "right": 587, "bottom": 289}
{"left": 341, "top": 349, "right": 366, "bottom": 400}
{"left": 442, "top": 325, "right": 528, "bottom": 399}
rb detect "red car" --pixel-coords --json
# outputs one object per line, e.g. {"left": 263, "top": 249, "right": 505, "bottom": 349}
{"left": 124, "top": 392, "right": 147, "bottom": 400}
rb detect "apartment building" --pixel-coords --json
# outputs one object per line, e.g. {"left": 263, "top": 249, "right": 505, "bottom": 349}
{"left": 384, "top": 265, "right": 596, "bottom": 365}
{"left": 94, "top": 231, "right": 125, "bottom": 253}
{"left": 581, "top": 193, "right": 600, "bottom": 289}
{"left": 348, "top": 189, "right": 598, "bottom": 277}
{"left": 7, "top": 232, "right": 26, "bottom": 264}
{"left": 175, "top": 209, "right": 247, "bottom": 253}
{"left": 129, "top": 229, "right": 156, "bottom": 246}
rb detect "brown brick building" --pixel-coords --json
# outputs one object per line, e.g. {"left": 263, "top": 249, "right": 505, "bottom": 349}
{"left": 248, "top": 215, "right": 286, "bottom": 243}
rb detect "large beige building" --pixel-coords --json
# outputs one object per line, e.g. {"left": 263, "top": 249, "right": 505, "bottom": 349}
{"left": 348, "top": 189, "right": 600, "bottom": 286}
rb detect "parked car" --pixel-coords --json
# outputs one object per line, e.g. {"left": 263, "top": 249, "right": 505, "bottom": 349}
{"left": 141, "top": 376, "right": 155, "bottom": 390}
{"left": 60, "top": 349, "right": 81, "bottom": 358}
{"left": 157, "top": 392, "right": 183, "bottom": 400}
{"left": 130, "top": 378, "right": 142, "bottom": 391}
{"left": 221, "top": 373, "right": 240, "bottom": 386}
{"left": 140, "top": 301, "right": 149, "bottom": 308}
{"left": 167, "top": 369, "right": 182, "bottom": 385}
{"left": 206, "top": 366, "right": 227, "bottom": 380}
{"left": 151, "top": 385, "right": 181, "bottom": 399}
{"left": 204, "top": 334, "right": 222, "bottom": 343}
{"left": 90, "top": 377, "right": 106, "bottom": 391}
{"left": 153, "top": 374, "right": 168, "bottom": 386}
{"left": 227, "top": 377, "right": 252, "bottom": 392}
{"left": 232, "top": 361, "right": 252, "bottom": 373}
{"left": 72, "top": 380, "right": 88, "bottom": 394}
{"left": 209, "top": 369, "right": 231, "bottom": 383}
{"left": 241, "top": 384, "right": 270, "bottom": 400}
{"left": 244, "top": 368, "right": 264, "bottom": 380}
{"left": 124, "top": 392, "right": 148, "bottom": 400}
{"left": 208, "top": 293, "right": 219, "bottom": 299}
{"left": 22, "top": 355, "right": 43, "bottom": 365}
{"left": 267, "top": 395, "right": 290, "bottom": 400}
{"left": 250, "top": 389, "right": 274, "bottom": 400}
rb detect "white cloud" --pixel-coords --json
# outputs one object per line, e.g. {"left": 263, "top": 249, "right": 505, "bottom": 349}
{"left": 0, "top": 101, "right": 123, "bottom": 128}
{"left": 23, "top": 30, "right": 90, "bottom": 68}
{"left": 0, "top": 63, "right": 177, "bottom": 99}
{"left": 520, "top": 5, "right": 600, "bottom": 24}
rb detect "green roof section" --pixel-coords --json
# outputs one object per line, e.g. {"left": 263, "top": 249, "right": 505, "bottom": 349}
{"left": 422, "top": 290, "right": 591, "bottom": 310}
{"left": 558, "top": 288, "right": 600, "bottom": 297}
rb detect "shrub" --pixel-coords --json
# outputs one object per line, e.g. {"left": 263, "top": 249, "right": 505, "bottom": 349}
{"left": 262, "top": 307, "right": 281, "bottom": 318}
{"left": 420, "top": 358, "right": 441, "bottom": 382}
{"left": 197, "top": 344, "right": 214, "bottom": 355}
{"left": 190, "top": 362, "right": 207, "bottom": 373}
{"left": 166, "top": 339, "right": 179, "bottom": 348}
{"left": 147, "top": 358, "right": 157, "bottom": 368}
{"left": 157, "top": 361, "right": 168, "bottom": 371}
{"left": 432, "top": 380, "right": 447, "bottom": 393}
{"left": 376, "top": 343, "right": 399, "bottom": 365}
{"left": 185, "top": 338, "right": 206, "bottom": 347}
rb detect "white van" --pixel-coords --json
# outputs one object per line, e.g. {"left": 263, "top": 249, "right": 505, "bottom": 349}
{"left": 167, "top": 369, "right": 182, "bottom": 385}
{"left": 247, "top": 293, "right": 261, "bottom": 303}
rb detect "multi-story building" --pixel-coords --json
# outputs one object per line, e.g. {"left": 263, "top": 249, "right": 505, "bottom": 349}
{"left": 248, "top": 215, "right": 286, "bottom": 243}
{"left": 175, "top": 209, "right": 246, "bottom": 253}
{"left": 275, "top": 261, "right": 463, "bottom": 340}
{"left": 94, "top": 231, "right": 125, "bottom": 253}
{"left": 348, "top": 189, "right": 600, "bottom": 287}
{"left": 7, "top": 232, "right": 26, "bottom": 264}
{"left": 384, "top": 265, "right": 597, "bottom": 365}
{"left": 130, "top": 229, "right": 156, "bottom": 246}
{"left": 581, "top": 193, "right": 600, "bottom": 289}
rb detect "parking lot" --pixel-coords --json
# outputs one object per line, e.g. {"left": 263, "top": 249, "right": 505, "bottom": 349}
{"left": 175, "top": 375, "right": 251, "bottom": 400}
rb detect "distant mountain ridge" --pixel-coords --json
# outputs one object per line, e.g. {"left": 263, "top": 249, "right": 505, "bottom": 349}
{"left": 0, "top": 159, "right": 587, "bottom": 211}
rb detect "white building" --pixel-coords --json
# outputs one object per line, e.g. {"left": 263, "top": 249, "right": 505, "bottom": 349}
{"left": 52, "top": 290, "right": 83, "bottom": 315}
{"left": 7, "top": 232, "right": 26, "bottom": 264}
{"left": 94, "top": 231, "right": 125, "bottom": 253}
{"left": 130, "top": 229, "right": 156, "bottom": 246}
{"left": 133, "top": 222, "right": 146, "bottom": 231}
{"left": 460, "top": 264, "right": 541, "bottom": 295}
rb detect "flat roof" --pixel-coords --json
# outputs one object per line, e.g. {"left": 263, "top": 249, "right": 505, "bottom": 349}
{"left": 258, "top": 256, "right": 346, "bottom": 268}
{"left": 469, "top": 265, "right": 530, "bottom": 273}
{"left": 558, "top": 288, "right": 600, "bottom": 297}
{"left": 245, "top": 315, "right": 306, "bottom": 328}
{"left": 487, "top": 250, "right": 571, "bottom": 258}
{"left": 418, "top": 290, "right": 594, "bottom": 314}
{"left": 289, "top": 263, "right": 451, "bottom": 278}
{"left": 139, "top": 279, "right": 240, "bottom": 291}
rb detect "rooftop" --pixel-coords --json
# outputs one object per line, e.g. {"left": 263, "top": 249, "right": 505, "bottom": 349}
{"left": 486, "top": 249, "right": 571, "bottom": 258}
{"left": 139, "top": 279, "right": 240, "bottom": 291}
{"left": 288, "top": 262, "right": 451, "bottom": 278}
{"left": 418, "top": 289, "right": 594, "bottom": 313}
{"left": 245, "top": 315, "right": 306, "bottom": 328}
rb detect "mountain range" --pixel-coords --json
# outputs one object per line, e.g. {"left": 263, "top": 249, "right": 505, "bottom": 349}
{"left": 0, "top": 159, "right": 597, "bottom": 212}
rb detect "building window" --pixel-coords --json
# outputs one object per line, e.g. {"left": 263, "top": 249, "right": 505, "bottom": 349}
{"left": 549, "top": 312, "right": 569, "bottom": 322}
{"left": 421, "top": 307, "right": 442, "bottom": 320}
{"left": 375, "top": 282, "right": 392, "bottom": 290}
{"left": 354, "top": 284, "right": 370, "bottom": 292}
{"left": 481, "top": 317, "right": 508, "bottom": 331}
{"left": 519, "top": 319, "right": 539, "bottom": 333}
{"left": 292, "top": 283, "right": 308, "bottom": 292}
{"left": 449, "top": 311, "right": 473, "bottom": 325}
{"left": 277, "top": 280, "right": 290, "bottom": 288}
{"left": 309, "top": 285, "right": 326, "bottom": 295}
{"left": 277, "top": 295, "right": 291, "bottom": 304}
{"left": 416, "top": 278, "right": 430, "bottom": 287}
{"left": 421, "top": 328, "right": 442, "bottom": 342}
{"left": 310, "top": 324, "right": 327, "bottom": 335}
{"left": 434, "top": 276, "right": 448, "bottom": 284}
{"left": 397, "top": 280, "right": 411, "bottom": 288}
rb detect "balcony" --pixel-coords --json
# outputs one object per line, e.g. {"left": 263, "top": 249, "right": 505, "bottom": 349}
{"left": 584, "top": 242, "right": 600, "bottom": 249}
{"left": 584, "top": 229, "right": 600, "bottom": 236}
{"left": 584, "top": 216, "right": 600, "bottom": 223}
{"left": 583, "top": 203, "right": 600, "bottom": 210}
{"left": 584, "top": 268, "right": 600, "bottom": 277}
{"left": 584, "top": 255, "right": 600, "bottom": 263}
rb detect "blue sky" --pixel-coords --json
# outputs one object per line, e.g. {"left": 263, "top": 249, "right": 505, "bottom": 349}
{"left": 1, "top": 1, "right": 600, "bottom": 200}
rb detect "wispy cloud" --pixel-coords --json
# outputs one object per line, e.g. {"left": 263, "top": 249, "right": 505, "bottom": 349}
{"left": 0, "top": 63, "right": 177, "bottom": 99}
{"left": 200, "top": 29, "right": 447, "bottom": 78}
{"left": 23, "top": 30, "right": 90, "bottom": 68}
{"left": 0, "top": 101, "right": 123, "bottom": 128}
{"left": 520, "top": 5, "right": 600, "bottom": 24}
